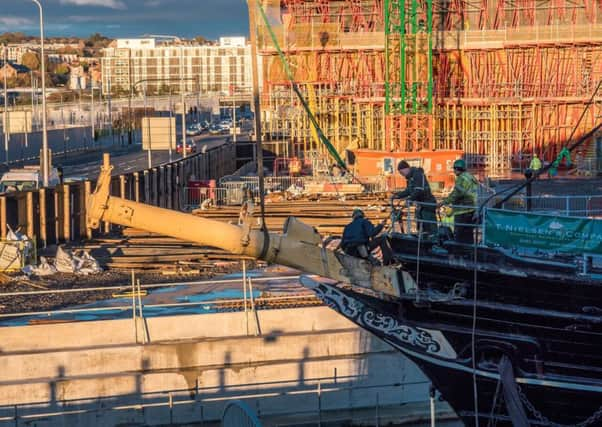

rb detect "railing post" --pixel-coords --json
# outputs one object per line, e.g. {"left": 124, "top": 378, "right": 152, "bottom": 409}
{"left": 375, "top": 391, "right": 380, "bottom": 427}
{"left": 317, "top": 381, "right": 322, "bottom": 427}
{"left": 195, "top": 378, "right": 203, "bottom": 426}
{"left": 168, "top": 392, "right": 173, "bottom": 425}
{"left": 430, "top": 384, "right": 436, "bottom": 427}
{"left": 0, "top": 196, "right": 6, "bottom": 240}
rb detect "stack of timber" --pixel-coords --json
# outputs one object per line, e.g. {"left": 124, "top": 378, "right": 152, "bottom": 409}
{"left": 70, "top": 195, "right": 391, "bottom": 273}
{"left": 193, "top": 194, "right": 391, "bottom": 235}
{"left": 69, "top": 230, "right": 260, "bottom": 273}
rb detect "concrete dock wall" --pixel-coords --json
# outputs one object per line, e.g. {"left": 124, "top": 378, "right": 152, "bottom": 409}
{"left": 0, "top": 306, "right": 432, "bottom": 426}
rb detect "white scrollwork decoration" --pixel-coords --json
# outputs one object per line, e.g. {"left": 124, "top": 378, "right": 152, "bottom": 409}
{"left": 314, "top": 282, "right": 457, "bottom": 360}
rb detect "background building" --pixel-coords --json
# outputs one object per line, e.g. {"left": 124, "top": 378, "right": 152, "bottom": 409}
{"left": 255, "top": 0, "right": 602, "bottom": 174}
{"left": 101, "top": 37, "right": 255, "bottom": 96}
{"left": 0, "top": 60, "right": 30, "bottom": 80}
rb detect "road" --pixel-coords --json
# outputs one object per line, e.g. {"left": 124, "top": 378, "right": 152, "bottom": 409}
{"left": 61, "top": 133, "right": 231, "bottom": 180}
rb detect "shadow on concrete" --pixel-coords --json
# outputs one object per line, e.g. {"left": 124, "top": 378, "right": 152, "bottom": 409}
{"left": 0, "top": 319, "right": 442, "bottom": 426}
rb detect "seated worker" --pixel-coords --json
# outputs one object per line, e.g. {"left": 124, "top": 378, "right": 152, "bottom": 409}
{"left": 392, "top": 160, "right": 437, "bottom": 235}
{"left": 439, "top": 159, "right": 478, "bottom": 244}
{"left": 341, "top": 208, "right": 392, "bottom": 264}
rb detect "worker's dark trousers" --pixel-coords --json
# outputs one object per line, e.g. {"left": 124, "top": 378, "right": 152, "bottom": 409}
{"left": 417, "top": 206, "right": 437, "bottom": 235}
{"left": 344, "top": 236, "right": 393, "bottom": 264}
{"left": 454, "top": 212, "right": 475, "bottom": 244}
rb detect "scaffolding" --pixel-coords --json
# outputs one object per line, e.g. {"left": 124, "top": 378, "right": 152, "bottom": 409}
{"left": 255, "top": 0, "right": 602, "bottom": 173}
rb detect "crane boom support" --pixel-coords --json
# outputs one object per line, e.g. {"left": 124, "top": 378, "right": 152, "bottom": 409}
{"left": 86, "top": 155, "right": 401, "bottom": 297}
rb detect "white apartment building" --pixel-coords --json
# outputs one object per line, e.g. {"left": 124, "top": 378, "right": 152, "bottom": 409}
{"left": 101, "top": 37, "right": 255, "bottom": 96}
{"left": 3, "top": 45, "right": 35, "bottom": 63}
{"left": 2, "top": 43, "right": 82, "bottom": 63}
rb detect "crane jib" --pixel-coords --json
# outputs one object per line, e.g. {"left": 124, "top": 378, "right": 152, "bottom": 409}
{"left": 256, "top": 1, "right": 347, "bottom": 171}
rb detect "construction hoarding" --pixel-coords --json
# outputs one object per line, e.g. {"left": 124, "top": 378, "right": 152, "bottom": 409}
{"left": 6, "top": 111, "right": 32, "bottom": 134}
{"left": 141, "top": 117, "right": 176, "bottom": 151}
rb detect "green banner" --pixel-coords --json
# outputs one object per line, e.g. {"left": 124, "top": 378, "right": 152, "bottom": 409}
{"left": 485, "top": 209, "right": 602, "bottom": 254}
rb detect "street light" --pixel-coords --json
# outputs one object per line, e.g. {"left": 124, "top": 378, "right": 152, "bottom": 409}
{"left": 3, "top": 44, "right": 9, "bottom": 164}
{"left": 146, "top": 35, "right": 188, "bottom": 157}
{"left": 29, "top": 0, "right": 49, "bottom": 187}
{"left": 132, "top": 77, "right": 197, "bottom": 168}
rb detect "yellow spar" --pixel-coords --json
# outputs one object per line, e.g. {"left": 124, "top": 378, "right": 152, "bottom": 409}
{"left": 87, "top": 155, "right": 402, "bottom": 297}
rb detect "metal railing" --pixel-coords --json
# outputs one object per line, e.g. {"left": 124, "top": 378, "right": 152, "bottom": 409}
{"left": 0, "top": 375, "right": 431, "bottom": 426}
{"left": 493, "top": 195, "right": 602, "bottom": 217}
{"left": 0, "top": 274, "right": 307, "bottom": 323}
{"left": 184, "top": 176, "right": 390, "bottom": 210}
{"left": 398, "top": 195, "right": 602, "bottom": 253}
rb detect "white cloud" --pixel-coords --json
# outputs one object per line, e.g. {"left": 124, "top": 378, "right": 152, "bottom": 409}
{"left": 0, "top": 16, "right": 34, "bottom": 28}
{"left": 144, "top": 0, "right": 162, "bottom": 6}
{"left": 60, "top": 0, "right": 127, "bottom": 9}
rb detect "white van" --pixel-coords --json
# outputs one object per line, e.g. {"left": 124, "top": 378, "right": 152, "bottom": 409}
{"left": 0, "top": 166, "right": 61, "bottom": 193}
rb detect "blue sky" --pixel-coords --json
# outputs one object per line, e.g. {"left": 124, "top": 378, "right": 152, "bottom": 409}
{"left": 0, "top": 0, "right": 250, "bottom": 40}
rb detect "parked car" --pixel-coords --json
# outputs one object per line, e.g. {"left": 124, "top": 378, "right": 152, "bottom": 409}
{"left": 176, "top": 139, "right": 197, "bottom": 154}
{"left": 185, "top": 123, "right": 202, "bottom": 136}
{"left": 208, "top": 123, "right": 223, "bottom": 135}
{"left": 219, "top": 120, "right": 232, "bottom": 131}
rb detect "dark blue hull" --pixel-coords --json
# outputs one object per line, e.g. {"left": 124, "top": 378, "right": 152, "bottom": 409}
{"left": 303, "top": 275, "right": 602, "bottom": 427}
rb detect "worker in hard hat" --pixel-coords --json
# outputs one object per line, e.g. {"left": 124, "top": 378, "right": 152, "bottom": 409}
{"left": 392, "top": 160, "right": 437, "bottom": 235}
{"left": 529, "top": 153, "right": 542, "bottom": 172}
{"left": 438, "top": 159, "right": 479, "bottom": 244}
{"left": 341, "top": 208, "right": 392, "bottom": 264}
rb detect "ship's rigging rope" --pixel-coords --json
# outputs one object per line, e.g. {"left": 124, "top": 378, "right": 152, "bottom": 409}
{"left": 255, "top": 2, "right": 346, "bottom": 170}
{"left": 471, "top": 233, "right": 480, "bottom": 427}
{"left": 415, "top": 222, "right": 422, "bottom": 299}
{"left": 486, "top": 377, "right": 502, "bottom": 427}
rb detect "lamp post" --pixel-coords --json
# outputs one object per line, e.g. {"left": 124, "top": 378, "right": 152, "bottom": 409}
{"left": 3, "top": 44, "right": 9, "bottom": 164}
{"left": 146, "top": 35, "right": 187, "bottom": 157}
{"left": 132, "top": 77, "right": 196, "bottom": 166}
{"left": 179, "top": 44, "right": 187, "bottom": 158}
{"left": 29, "top": 0, "right": 49, "bottom": 187}
{"left": 90, "top": 86, "right": 95, "bottom": 145}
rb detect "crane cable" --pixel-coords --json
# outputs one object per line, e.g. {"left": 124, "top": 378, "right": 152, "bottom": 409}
{"left": 256, "top": 1, "right": 391, "bottom": 210}
{"left": 256, "top": 2, "right": 347, "bottom": 171}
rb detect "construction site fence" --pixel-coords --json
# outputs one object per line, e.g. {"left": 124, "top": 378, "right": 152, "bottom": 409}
{"left": 0, "top": 142, "right": 236, "bottom": 247}
{"left": 183, "top": 176, "right": 389, "bottom": 210}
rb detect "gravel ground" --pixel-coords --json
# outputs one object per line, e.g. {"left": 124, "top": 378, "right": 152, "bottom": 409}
{"left": 0, "top": 261, "right": 258, "bottom": 315}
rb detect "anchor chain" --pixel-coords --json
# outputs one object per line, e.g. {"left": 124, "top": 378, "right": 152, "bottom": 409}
{"left": 517, "top": 385, "right": 602, "bottom": 427}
